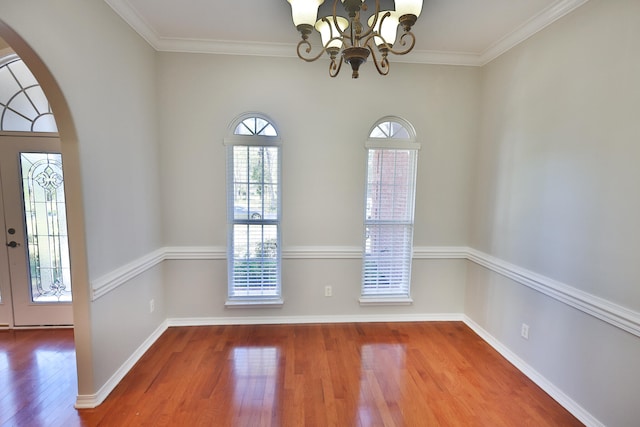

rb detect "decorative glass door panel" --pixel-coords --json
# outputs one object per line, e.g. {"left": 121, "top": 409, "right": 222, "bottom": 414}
{"left": 0, "top": 136, "right": 73, "bottom": 326}
{"left": 20, "top": 153, "right": 72, "bottom": 303}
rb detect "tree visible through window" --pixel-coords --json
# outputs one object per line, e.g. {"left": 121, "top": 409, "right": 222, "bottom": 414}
{"left": 362, "top": 118, "right": 419, "bottom": 301}
{"left": 226, "top": 115, "right": 282, "bottom": 304}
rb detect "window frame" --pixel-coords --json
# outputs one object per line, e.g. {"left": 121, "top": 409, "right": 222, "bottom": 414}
{"left": 224, "top": 113, "right": 283, "bottom": 307}
{"left": 360, "top": 117, "right": 420, "bottom": 306}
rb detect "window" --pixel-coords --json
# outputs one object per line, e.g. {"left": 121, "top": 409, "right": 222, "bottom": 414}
{"left": 0, "top": 55, "right": 58, "bottom": 132}
{"left": 225, "top": 114, "right": 282, "bottom": 306}
{"left": 361, "top": 118, "right": 419, "bottom": 304}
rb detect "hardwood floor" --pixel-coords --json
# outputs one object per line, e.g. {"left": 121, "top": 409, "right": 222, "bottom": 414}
{"left": 1, "top": 322, "right": 583, "bottom": 426}
{"left": 0, "top": 328, "right": 79, "bottom": 427}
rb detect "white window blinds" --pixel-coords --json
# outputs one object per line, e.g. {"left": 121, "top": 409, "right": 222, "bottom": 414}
{"left": 362, "top": 119, "right": 419, "bottom": 299}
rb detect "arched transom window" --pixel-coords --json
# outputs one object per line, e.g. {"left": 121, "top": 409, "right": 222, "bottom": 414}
{"left": 233, "top": 116, "right": 277, "bottom": 136}
{"left": 369, "top": 120, "right": 412, "bottom": 139}
{"left": 0, "top": 55, "right": 58, "bottom": 132}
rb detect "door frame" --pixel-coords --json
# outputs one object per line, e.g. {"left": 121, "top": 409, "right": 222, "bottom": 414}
{"left": 0, "top": 169, "right": 13, "bottom": 327}
{"left": 0, "top": 133, "right": 74, "bottom": 326}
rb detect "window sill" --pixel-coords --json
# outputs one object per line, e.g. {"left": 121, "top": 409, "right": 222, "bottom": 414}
{"left": 358, "top": 296, "right": 414, "bottom": 306}
{"left": 225, "top": 298, "right": 284, "bottom": 308}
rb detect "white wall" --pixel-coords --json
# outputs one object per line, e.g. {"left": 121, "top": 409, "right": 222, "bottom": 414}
{"left": 0, "top": 0, "right": 165, "bottom": 396}
{"left": 468, "top": 0, "right": 640, "bottom": 425}
{"left": 157, "top": 52, "right": 478, "bottom": 320}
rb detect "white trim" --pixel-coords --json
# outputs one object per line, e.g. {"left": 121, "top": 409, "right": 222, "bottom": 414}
{"left": 103, "top": 0, "right": 161, "bottom": 49}
{"left": 466, "top": 248, "right": 640, "bottom": 338}
{"left": 167, "top": 313, "right": 463, "bottom": 327}
{"left": 283, "top": 246, "right": 361, "bottom": 259}
{"left": 225, "top": 298, "right": 284, "bottom": 308}
{"left": 164, "top": 246, "right": 226, "bottom": 260}
{"left": 413, "top": 246, "right": 468, "bottom": 259}
{"left": 160, "top": 40, "right": 486, "bottom": 66}
{"left": 405, "top": 50, "right": 483, "bottom": 67}
{"left": 0, "top": 53, "right": 19, "bottom": 67}
{"left": 74, "top": 320, "right": 169, "bottom": 409}
{"left": 479, "top": 0, "right": 590, "bottom": 65}
{"left": 359, "top": 296, "right": 414, "bottom": 306}
{"left": 0, "top": 131, "right": 60, "bottom": 138}
{"left": 159, "top": 38, "right": 296, "bottom": 59}
{"left": 90, "top": 248, "right": 164, "bottom": 301}
{"left": 88, "top": 245, "right": 640, "bottom": 338}
{"left": 463, "top": 316, "right": 604, "bottom": 427}
{"left": 104, "top": 0, "right": 588, "bottom": 67}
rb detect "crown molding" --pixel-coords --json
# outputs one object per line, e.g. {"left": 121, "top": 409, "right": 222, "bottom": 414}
{"left": 104, "top": 0, "right": 161, "bottom": 48}
{"left": 156, "top": 38, "right": 295, "bottom": 58}
{"left": 156, "top": 38, "right": 485, "bottom": 66}
{"left": 104, "top": 0, "right": 589, "bottom": 67}
{"left": 479, "top": 0, "right": 590, "bottom": 65}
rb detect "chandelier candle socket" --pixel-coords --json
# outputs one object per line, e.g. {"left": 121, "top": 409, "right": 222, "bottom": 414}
{"left": 286, "top": 0, "right": 423, "bottom": 78}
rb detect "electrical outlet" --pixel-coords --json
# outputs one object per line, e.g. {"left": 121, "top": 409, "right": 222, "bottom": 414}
{"left": 149, "top": 299, "right": 155, "bottom": 313}
{"left": 324, "top": 286, "right": 332, "bottom": 297}
{"left": 521, "top": 323, "right": 529, "bottom": 340}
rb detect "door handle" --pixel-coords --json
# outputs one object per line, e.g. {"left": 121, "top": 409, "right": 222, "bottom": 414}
{"left": 6, "top": 241, "right": 19, "bottom": 248}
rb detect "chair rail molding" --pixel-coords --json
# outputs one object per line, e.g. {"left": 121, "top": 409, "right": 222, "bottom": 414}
{"left": 90, "top": 248, "right": 165, "bottom": 301}
{"left": 466, "top": 247, "right": 640, "bottom": 338}
{"left": 88, "top": 245, "right": 640, "bottom": 338}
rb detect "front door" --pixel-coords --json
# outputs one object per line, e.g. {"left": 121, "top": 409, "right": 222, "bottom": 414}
{"left": 0, "top": 135, "right": 73, "bottom": 326}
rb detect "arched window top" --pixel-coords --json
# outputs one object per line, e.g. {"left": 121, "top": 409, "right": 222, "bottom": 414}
{"left": 232, "top": 113, "right": 278, "bottom": 137}
{"left": 226, "top": 113, "right": 280, "bottom": 147}
{"left": 0, "top": 54, "right": 58, "bottom": 133}
{"left": 366, "top": 116, "right": 419, "bottom": 150}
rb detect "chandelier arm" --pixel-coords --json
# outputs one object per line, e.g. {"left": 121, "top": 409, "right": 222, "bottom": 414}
{"left": 296, "top": 39, "right": 329, "bottom": 63}
{"left": 329, "top": 0, "right": 349, "bottom": 41}
{"left": 320, "top": 16, "right": 350, "bottom": 49}
{"left": 384, "top": 31, "right": 417, "bottom": 56}
{"left": 366, "top": 43, "right": 390, "bottom": 76}
{"left": 359, "top": 5, "right": 387, "bottom": 41}
{"left": 328, "top": 55, "right": 344, "bottom": 78}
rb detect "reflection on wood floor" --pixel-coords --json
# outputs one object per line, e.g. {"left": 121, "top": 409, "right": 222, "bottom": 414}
{"left": 1, "top": 322, "right": 583, "bottom": 426}
{"left": 0, "top": 328, "right": 78, "bottom": 427}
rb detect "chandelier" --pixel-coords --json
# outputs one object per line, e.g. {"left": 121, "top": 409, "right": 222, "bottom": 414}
{"left": 286, "top": 0, "right": 423, "bottom": 78}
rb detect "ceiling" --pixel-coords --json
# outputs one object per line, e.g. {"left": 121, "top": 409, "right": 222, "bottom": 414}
{"left": 104, "top": 0, "right": 588, "bottom": 66}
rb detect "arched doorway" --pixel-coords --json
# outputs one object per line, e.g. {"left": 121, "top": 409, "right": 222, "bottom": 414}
{"left": 0, "top": 20, "right": 94, "bottom": 405}
{"left": 0, "top": 52, "right": 73, "bottom": 326}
